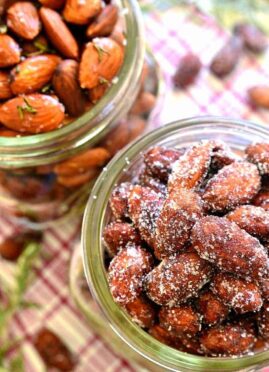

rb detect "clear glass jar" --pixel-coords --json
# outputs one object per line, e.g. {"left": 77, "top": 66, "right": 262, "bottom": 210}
{"left": 82, "top": 116, "right": 269, "bottom": 372}
{"left": 0, "top": 0, "right": 161, "bottom": 229}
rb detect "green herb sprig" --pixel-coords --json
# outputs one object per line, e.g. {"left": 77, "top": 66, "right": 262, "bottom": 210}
{"left": 17, "top": 98, "right": 37, "bottom": 120}
{"left": 0, "top": 242, "right": 41, "bottom": 371}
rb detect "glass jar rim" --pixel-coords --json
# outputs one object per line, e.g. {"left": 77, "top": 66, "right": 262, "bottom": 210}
{"left": 0, "top": 0, "right": 145, "bottom": 167}
{"left": 82, "top": 116, "right": 269, "bottom": 372}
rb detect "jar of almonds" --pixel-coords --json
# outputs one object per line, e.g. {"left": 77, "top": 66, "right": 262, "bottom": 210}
{"left": 0, "top": 0, "right": 160, "bottom": 228}
{"left": 82, "top": 117, "right": 269, "bottom": 371}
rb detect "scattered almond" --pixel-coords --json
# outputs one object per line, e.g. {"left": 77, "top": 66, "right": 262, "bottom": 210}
{"left": 79, "top": 37, "right": 123, "bottom": 89}
{"left": 0, "top": 34, "right": 20, "bottom": 67}
{"left": 52, "top": 59, "right": 85, "bottom": 116}
{"left": 210, "top": 36, "right": 243, "bottom": 78}
{"left": 0, "top": 94, "right": 65, "bottom": 133}
{"left": 7, "top": 2, "right": 41, "bottom": 40}
{"left": 0, "top": 71, "right": 12, "bottom": 100}
{"left": 248, "top": 86, "right": 269, "bottom": 109}
{"left": 40, "top": 7, "right": 79, "bottom": 59}
{"left": 86, "top": 4, "right": 118, "bottom": 38}
{"left": 234, "top": 23, "right": 267, "bottom": 54}
{"left": 10, "top": 54, "right": 61, "bottom": 95}
{"left": 63, "top": 0, "right": 101, "bottom": 25}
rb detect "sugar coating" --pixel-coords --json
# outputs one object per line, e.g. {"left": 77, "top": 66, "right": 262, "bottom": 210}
{"left": 227, "top": 205, "right": 269, "bottom": 239}
{"left": 108, "top": 244, "right": 153, "bottom": 305}
{"left": 203, "top": 161, "right": 261, "bottom": 212}
{"left": 211, "top": 272, "right": 263, "bottom": 313}
{"left": 155, "top": 188, "right": 204, "bottom": 258}
{"left": 145, "top": 252, "right": 212, "bottom": 306}
{"left": 246, "top": 143, "right": 269, "bottom": 175}
{"left": 168, "top": 142, "right": 212, "bottom": 192}
{"left": 191, "top": 216, "right": 269, "bottom": 280}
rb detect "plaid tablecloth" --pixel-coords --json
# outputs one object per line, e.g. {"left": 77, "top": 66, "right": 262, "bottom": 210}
{"left": 2, "top": 5, "right": 269, "bottom": 372}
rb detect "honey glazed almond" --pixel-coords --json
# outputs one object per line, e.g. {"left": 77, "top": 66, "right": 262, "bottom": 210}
{"left": 0, "top": 0, "right": 158, "bottom": 224}
{"left": 105, "top": 139, "right": 269, "bottom": 357}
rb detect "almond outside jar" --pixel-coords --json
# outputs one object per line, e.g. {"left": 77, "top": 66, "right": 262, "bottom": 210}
{"left": 81, "top": 117, "right": 269, "bottom": 372}
{"left": 0, "top": 0, "right": 161, "bottom": 229}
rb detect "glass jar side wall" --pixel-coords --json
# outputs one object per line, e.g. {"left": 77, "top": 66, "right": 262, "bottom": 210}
{"left": 83, "top": 117, "right": 269, "bottom": 372}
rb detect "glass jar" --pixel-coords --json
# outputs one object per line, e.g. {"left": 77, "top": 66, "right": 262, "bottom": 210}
{"left": 0, "top": 0, "right": 162, "bottom": 229}
{"left": 82, "top": 116, "right": 269, "bottom": 372}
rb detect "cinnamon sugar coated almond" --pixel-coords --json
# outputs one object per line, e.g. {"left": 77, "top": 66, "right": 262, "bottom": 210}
{"left": 104, "top": 140, "right": 269, "bottom": 357}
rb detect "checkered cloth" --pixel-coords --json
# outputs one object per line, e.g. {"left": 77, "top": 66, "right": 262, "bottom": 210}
{"left": 2, "top": 5, "right": 269, "bottom": 372}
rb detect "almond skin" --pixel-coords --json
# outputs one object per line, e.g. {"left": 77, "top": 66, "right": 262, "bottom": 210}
{"left": 0, "top": 71, "right": 13, "bottom": 100}
{"left": 0, "top": 94, "right": 65, "bottom": 133}
{"left": 7, "top": 2, "right": 41, "bottom": 40}
{"left": 248, "top": 86, "right": 269, "bottom": 109}
{"left": 54, "top": 147, "right": 110, "bottom": 175}
{"left": 40, "top": 7, "right": 79, "bottom": 59}
{"left": 86, "top": 4, "right": 118, "bottom": 38}
{"left": 63, "top": 0, "right": 101, "bottom": 25}
{"left": 10, "top": 54, "right": 61, "bottom": 95}
{"left": 79, "top": 37, "right": 124, "bottom": 89}
{"left": 52, "top": 59, "right": 85, "bottom": 116}
{"left": 38, "top": 0, "right": 65, "bottom": 9}
{"left": 0, "top": 34, "right": 21, "bottom": 67}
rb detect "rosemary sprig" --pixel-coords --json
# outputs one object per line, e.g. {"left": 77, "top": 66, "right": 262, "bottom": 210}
{"left": 0, "top": 242, "right": 41, "bottom": 371}
{"left": 99, "top": 77, "right": 109, "bottom": 85}
{"left": 93, "top": 42, "right": 110, "bottom": 63}
{"left": 0, "top": 24, "right": 7, "bottom": 34}
{"left": 17, "top": 98, "right": 37, "bottom": 119}
{"left": 41, "top": 83, "right": 51, "bottom": 93}
{"left": 26, "top": 40, "right": 56, "bottom": 56}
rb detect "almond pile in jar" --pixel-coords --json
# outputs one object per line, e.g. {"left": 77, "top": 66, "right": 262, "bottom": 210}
{"left": 0, "top": 0, "right": 158, "bottom": 226}
{"left": 104, "top": 140, "right": 269, "bottom": 357}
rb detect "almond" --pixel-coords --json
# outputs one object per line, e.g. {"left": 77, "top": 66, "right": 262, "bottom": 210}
{"left": 57, "top": 168, "right": 99, "bottom": 187}
{"left": 88, "top": 83, "right": 108, "bottom": 103}
{"left": 0, "top": 34, "right": 20, "bottom": 67}
{"left": 0, "top": 94, "right": 65, "bottom": 133}
{"left": 63, "top": 0, "right": 101, "bottom": 25}
{"left": 52, "top": 59, "right": 85, "bottom": 116}
{"left": 79, "top": 37, "right": 123, "bottom": 89}
{"left": 38, "top": 0, "right": 65, "bottom": 9}
{"left": 40, "top": 7, "right": 79, "bottom": 59}
{"left": 7, "top": 2, "right": 41, "bottom": 40}
{"left": 86, "top": 4, "right": 118, "bottom": 38}
{"left": 10, "top": 54, "right": 61, "bottom": 95}
{"left": 248, "top": 86, "right": 269, "bottom": 109}
{"left": 54, "top": 147, "right": 110, "bottom": 176}
{"left": 210, "top": 36, "right": 243, "bottom": 78}
{"left": 0, "top": 71, "right": 12, "bottom": 100}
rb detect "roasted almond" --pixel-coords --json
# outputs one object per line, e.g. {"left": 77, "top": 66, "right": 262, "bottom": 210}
{"left": 10, "top": 54, "right": 61, "bottom": 95}
{"left": 86, "top": 4, "right": 118, "bottom": 38}
{"left": 0, "top": 94, "right": 65, "bottom": 133}
{"left": 7, "top": 2, "right": 41, "bottom": 40}
{"left": 0, "top": 34, "right": 20, "bottom": 67}
{"left": 54, "top": 147, "right": 110, "bottom": 175}
{"left": 79, "top": 37, "right": 123, "bottom": 89}
{"left": 57, "top": 168, "right": 99, "bottom": 187}
{"left": 88, "top": 83, "right": 108, "bottom": 103}
{"left": 52, "top": 59, "right": 85, "bottom": 116}
{"left": 248, "top": 86, "right": 269, "bottom": 109}
{"left": 38, "top": 0, "right": 65, "bottom": 9}
{"left": 40, "top": 7, "right": 79, "bottom": 59}
{"left": 63, "top": 0, "right": 101, "bottom": 25}
{"left": 210, "top": 36, "right": 243, "bottom": 78}
{"left": 0, "top": 71, "right": 12, "bottom": 100}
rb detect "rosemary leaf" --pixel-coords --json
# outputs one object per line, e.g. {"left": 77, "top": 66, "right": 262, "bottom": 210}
{"left": 93, "top": 42, "right": 109, "bottom": 63}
